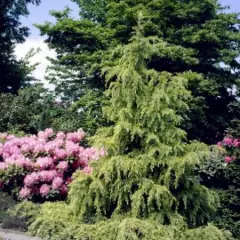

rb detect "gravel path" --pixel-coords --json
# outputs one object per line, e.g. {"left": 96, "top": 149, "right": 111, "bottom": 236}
{"left": 0, "top": 229, "right": 41, "bottom": 240}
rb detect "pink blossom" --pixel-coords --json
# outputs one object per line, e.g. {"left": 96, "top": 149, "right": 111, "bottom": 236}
{"left": 0, "top": 162, "right": 6, "bottom": 170}
{"left": 19, "top": 187, "right": 31, "bottom": 199}
{"left": 92, "top": 153, "right": 99, "bottom": 161}
{"left": 56, "top": 172, "right": 64, "bottom": 178}
{"left": 24, "top": 158, "right": 34, "bottom": 168}
{"left": 9, "top": 146, "right": 21, "bottom": 155}
{"left": 2, "top": 152, "right": 11, "bottom": 158}
{"left": 224, "top": 156, "right": 232, "bottom": 164}
{"left": 56, "top": 132, "right": 65, "bottom": 139}
{"left": 15, "top": 157, "right": 26, "bottom": 167}
{"left": 53, "top": 139, "right": 64, "bottom": 148}
{"left": 84, "top": 147, "right": 96, "bottom": 158}
{"left": 99, "top": 147, "right": 107, "bottom": 156}
{"left": 24, "top": 173, "right": 39, "bottom": 186}
{"left": 37, "top": 137, "right": 46, "bottom": 144}
{"left": 21, "top": 144, "right": 33, "bottom": 152}
{"left": 223, "top": 138, "right": 233, "bottom": 146}
{"left": 233, "top": 139, "right": 240, "bottom": 148}
{"left": 57, "top": 161, "right": 68, "bottom": 171}
{"left": 85, "top": 147, "right": 99, "bottom": 160}
{"left": 65, "top": 141, "right": 79, "bottom": 156}
{"left": 52, "top": 177, "right": 63, "bottom": 190}
{"left": 38, "top": 131, "right": 47, "bottom": 139}
{"left": 44, "top": 142, "right": 56, "bottom": 153}
{"left": 79, "top": 156, "right": 89, "bottom": 167}
{"left": 66, "top": 130, "right": 85, "bottom": 143}
{"left": 7, "top": 135, "right": 15, "bottom": 140}
{"left": 33, "top": 143, "right": 45, "bottom": 153}
{"left": 45, "top": 128, "right": 54, "bottom": 137}
{"left": 78, "top": 129, "right": 85, "bottom": 139}
{"left": 39, "top": 170, "right": 57, "bottom": 182}
{"left": 36, "top": 157, "right": 54, "bottom": 169}
{"left": 83, "top": 166, "right": 93, "bottom": 174}
{"left": 37, "top": 129, "right": 53, "bottom": 140}
{"left": 5, "top": 157, "right": 15, "bottom": 165}
{"left": 78, "top": 146, "right": 85, "bottom": 153}
{"left": 39, "top": 184, "right": 51, "bottom": 197}
{"left": 54, "top": 148, "right": 67, "bottom": 159}
{"left": 217, "top": 142, "right": 222, "bottom": 147}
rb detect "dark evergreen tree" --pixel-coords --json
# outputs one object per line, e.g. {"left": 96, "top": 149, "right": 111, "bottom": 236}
{"left": 0, "top": 0, "right": 41, "bottom": 93}
{"left": 37, "top": 0, "right": 240, "bottom": 143}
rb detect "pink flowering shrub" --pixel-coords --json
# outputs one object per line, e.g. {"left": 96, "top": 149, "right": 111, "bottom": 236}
{"left": 0, "top": 129, "right": 106, "bottom": 201}
{"left": 217, "top": 136, "right": 240, "bottom": 164}
{"left": 199, "top": 136, "right": 240, "bottom": 238}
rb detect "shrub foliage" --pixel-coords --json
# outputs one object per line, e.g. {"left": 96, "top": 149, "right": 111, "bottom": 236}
{"left": 200, "top": 137, "right": 240, "bottom": 238}
{"left": 27, "top": 19, "right": 232, "bottom": 240}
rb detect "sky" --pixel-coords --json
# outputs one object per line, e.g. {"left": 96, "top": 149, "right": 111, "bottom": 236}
{"left": 15, "top": 0, "right": 79, "bottom": 88}
{"left": 14, "top": 0, "right": 240, "bottom": 87}
{"left": 20, "top": 0, "right": 78, "bottom": 38}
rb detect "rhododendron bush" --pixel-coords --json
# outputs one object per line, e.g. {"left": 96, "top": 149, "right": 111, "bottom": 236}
{"left": 217, "top": 137, "right": 240, "bottom": 164}
{"left": 199, "top": 136, "right": 240, "bottom": 238}
{"left": 0, "top": 129, "right": 105, "bottom": 201}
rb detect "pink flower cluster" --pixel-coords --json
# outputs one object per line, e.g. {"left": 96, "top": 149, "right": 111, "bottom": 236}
{"left": 217, "top": 137, "right": 239, "bottom": 164}
{"left": 217, "top": 137, "right": 240, "bottom": 148}
{"left": 0, "top": 129, "right": 106, "bottom": 200}
{"left": 224, "top": 156, "right": 236, "bottom": 164}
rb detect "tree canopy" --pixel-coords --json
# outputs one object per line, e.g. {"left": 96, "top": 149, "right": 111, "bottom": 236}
{"left": 37, "top": 0, "right": 240, "bottom": 143}
{"left": 27, "top": 18, "right": 232, "bottom": 240}
{"left": 0, "top": 0, "right": 41, "bottom": 93}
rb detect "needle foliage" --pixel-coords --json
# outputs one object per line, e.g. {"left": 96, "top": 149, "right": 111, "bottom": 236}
{"left": 29, "top": 18, "right": 232, "bottom": 240}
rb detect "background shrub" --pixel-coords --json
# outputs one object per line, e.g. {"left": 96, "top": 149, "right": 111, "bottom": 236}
{"left": 199, "top": 137, "right": 240, "bottom": 239}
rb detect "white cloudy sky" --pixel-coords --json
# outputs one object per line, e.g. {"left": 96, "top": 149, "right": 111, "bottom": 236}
{"left": 15, "top": 38, "right": 56, "bottom": 88}
{"left": 14, "top": 0, "right": 78, "bottom": 88}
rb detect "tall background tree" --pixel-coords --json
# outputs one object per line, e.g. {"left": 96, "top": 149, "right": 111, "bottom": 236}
{"left": 28, "top": 20, "right": 232, "bottom": 240}
{"left": 0, "top": 0, "right": 41, "bottom": 93}
{"left": 0, "top": 0, "right": 96, "bottom": 134}
{"left": 37, "top": 0, "right": 240, "bottom": 143}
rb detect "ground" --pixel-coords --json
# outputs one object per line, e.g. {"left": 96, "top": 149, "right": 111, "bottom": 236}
{"left": 0, "top": 229, "right": 41, "bottom": 240}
